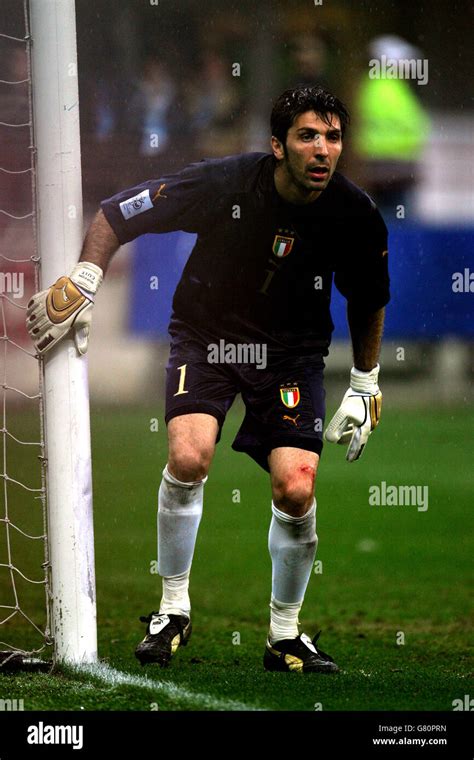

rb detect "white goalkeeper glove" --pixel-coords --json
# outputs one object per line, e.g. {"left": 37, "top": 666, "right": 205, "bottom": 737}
{"left": 324, "top": 364, "right": 382, "bottom": 462}
{"left": 26, "top": 262, "right": 103, "bottom": 356}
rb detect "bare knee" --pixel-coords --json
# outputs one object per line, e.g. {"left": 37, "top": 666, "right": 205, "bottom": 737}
{"left": 167, "top": 414, "right": 217, "bottom": 481}
{"left": 272, "top": 464, "right": 316, "bottom": 517}
{"left": 168, "top": 448, "right": 212, "bottom": 482}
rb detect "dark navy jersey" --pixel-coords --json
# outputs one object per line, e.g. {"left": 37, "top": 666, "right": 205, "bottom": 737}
{"left": 101, "top": 152, "right": 390, "bottom": 357}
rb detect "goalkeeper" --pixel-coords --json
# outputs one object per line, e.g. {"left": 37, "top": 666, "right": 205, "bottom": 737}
{"left": 27, "top": 85, "right": 389, "bottom": 674}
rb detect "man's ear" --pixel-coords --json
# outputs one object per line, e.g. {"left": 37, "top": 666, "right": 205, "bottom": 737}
{"left": 271, "top": 135, "right": 285, "bottom": 161}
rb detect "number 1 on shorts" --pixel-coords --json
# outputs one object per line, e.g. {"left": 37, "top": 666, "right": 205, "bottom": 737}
{"left": 174, "top": 363, "right": 189, "bottom": 396}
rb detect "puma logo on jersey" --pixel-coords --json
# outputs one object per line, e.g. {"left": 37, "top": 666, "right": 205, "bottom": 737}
{"left": 282, "top": 414, "right": 300, "bottom": 427}
{"left": 152, "top": 183, "right": 168, "bottom": 202}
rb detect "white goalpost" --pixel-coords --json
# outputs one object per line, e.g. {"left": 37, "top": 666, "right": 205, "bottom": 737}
{"left": 29, "top": 0, "right": 97, "bottom": 664}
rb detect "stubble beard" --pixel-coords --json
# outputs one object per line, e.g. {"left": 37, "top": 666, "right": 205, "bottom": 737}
{"left": 283, "top": 149, "right": 326, "bottom": 200}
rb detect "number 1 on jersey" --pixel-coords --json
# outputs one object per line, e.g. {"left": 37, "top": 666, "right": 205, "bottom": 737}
{"left": 258, "top": 269, "right": 276, "bottom": 295}
{"left": 174, "top": 363, "right": 189, "bottom": 396}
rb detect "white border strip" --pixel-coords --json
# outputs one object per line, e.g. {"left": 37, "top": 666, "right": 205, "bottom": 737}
{"left": 74, "top": 662, "right": 265, "bottom": 712}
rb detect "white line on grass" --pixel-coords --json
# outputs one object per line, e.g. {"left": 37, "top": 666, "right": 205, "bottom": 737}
{"left": 73, "top": 662, "right": 265, "bottom": 711}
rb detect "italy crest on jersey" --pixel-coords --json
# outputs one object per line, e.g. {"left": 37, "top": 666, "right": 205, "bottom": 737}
{"left": 280, "top": 386, "right": 300, "bottom": 408}
{"left": 272, "top": 234, "right": 294, "bottom": 258}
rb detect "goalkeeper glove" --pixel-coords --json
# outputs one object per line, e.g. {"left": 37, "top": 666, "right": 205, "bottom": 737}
{"left": 26, "top": 262, "right": 103, "bottom": 356}
{"left": 324, "top": 364, "right": 382, "bottom": 462}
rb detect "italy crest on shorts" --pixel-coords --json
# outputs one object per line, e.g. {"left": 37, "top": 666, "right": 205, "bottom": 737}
{"left": 272, "top": 234, "right": 294, "bottom": 258}
{"left": 280, "top": 386, "right": 300, "bottom": 408}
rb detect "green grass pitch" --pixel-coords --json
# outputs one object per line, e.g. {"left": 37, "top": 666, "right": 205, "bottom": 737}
{"left": 1, "top": 402, "right": 472, "bottom": 711}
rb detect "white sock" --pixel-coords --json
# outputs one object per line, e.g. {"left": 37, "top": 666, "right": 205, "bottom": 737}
{"left": 269, "top": 597, "right": 302, "bottom": 644}
{"left": 160, "top": 570, "right": 191, "bottom": 618}
{"left": 157, "top": 464, "right": 207, "bottom": 618}
{"left": 268, "top": 500, "right": 318, "bottom": 641}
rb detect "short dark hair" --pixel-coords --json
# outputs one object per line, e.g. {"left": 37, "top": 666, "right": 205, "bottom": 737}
{"left": 271, "top": 84, "right": 350, "bottom": 145}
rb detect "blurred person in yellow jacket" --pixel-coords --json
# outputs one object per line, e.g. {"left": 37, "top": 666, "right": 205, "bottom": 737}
{"left": 354, "top": 35, "right": 431, "bottom": 218}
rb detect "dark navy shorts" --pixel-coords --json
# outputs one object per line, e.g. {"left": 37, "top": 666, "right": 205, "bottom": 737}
{"left": 164, "top": 320, "right": 326, "bottom": 472}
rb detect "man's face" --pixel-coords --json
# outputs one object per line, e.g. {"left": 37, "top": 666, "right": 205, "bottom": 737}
{"left": 272, "top": 111, "right": 343, "bottom": 203}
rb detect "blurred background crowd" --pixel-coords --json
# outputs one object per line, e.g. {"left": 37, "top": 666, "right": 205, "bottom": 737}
{"left": 75, "top": 0, "right": 471, "bottom": 224}
{"left": 2, "top": 0, "right": 472, "bottom": 220}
